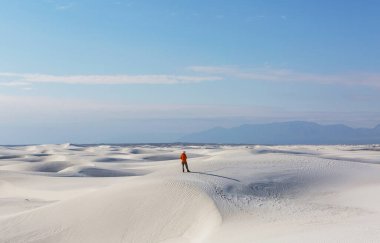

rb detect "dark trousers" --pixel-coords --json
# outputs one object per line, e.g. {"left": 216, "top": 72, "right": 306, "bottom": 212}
{"left": 182, "top": 162, "right": 190, "bottom": 172}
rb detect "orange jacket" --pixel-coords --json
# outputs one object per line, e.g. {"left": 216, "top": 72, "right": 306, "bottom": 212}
{"left": 180, "top": 153, "right": 187, "bottom": 162}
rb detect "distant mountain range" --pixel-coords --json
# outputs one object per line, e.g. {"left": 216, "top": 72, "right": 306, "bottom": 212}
{"left": 179, "top": 121, "right": 380, "bottom": 145}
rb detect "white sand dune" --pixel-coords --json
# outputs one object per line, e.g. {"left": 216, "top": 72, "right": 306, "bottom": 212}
{"left": 1, "top": 144, "right": 380, "bottom": 242}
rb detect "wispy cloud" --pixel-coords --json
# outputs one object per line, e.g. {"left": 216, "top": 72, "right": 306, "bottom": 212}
{"left": 189, "top": 66, "right": 380, "bottom": 88}
{"left": 0, "top": 72, "right": 222, "bottom": 85}
{"left": 3, "top": 67, "right": 380, "bottom": 88}
{"left": 0, "top": 81, "right": 30, "bottom": 87}
{"left": 55, "top": 2, "right": 75, "bottom": 11}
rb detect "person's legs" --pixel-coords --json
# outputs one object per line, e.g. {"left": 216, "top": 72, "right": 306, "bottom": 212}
{"left": 184, "top": 162, "right": 190, "bottom": 172}
{"left": 182, "top": 163, "right": 185, "bottom": 172}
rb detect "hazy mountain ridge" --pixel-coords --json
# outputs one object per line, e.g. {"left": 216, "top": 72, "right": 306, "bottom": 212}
{"left": 179, "top": 121, "right": 380, "bottom": 145}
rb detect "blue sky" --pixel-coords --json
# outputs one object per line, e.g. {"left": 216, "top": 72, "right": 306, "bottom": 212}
{"left": 1, "top": 0, "right": 380, "bottom": 144}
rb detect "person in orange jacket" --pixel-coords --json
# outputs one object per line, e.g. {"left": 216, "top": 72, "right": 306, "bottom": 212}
{"left": 180, "top": 151, "right": 191, "bottom": 173}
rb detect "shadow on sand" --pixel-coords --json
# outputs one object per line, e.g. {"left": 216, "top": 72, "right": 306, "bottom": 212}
{"left": 190, "top": 171, "right": 240, "bottom": 182}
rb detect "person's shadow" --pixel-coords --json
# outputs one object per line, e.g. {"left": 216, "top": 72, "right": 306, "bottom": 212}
{"left": 190, "top": 171, "right": 240, "bottom": 182}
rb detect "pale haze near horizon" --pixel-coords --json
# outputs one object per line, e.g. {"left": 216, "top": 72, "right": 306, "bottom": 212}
{"left": 1, "top": 0, "right": 380, "bottom": 144}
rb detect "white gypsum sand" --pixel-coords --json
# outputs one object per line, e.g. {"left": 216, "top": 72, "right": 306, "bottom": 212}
{"left": 0, "top": 143, "right": 380, "bottom": 242}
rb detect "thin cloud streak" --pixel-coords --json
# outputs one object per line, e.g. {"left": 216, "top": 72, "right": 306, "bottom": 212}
{"left": 0, "top": 81, "right": 30, "bottom": 87}
{"left": 56, "top": 3, "right": 75, "bottom": 11}
{"left": 2, "top": 67, "right": 380, "bottom": 87}
{"left": 0, "top": 72, "right": 222, "bottom": 85}
{"left": 189, "top": 66, "right": 380, "bottom": 87}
